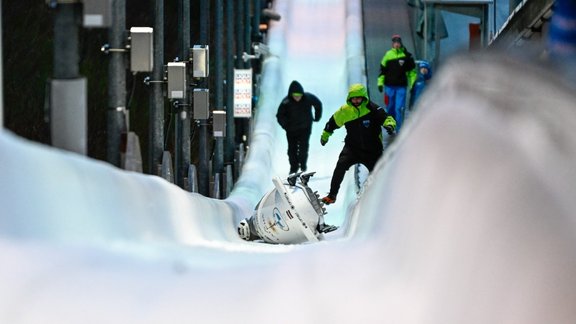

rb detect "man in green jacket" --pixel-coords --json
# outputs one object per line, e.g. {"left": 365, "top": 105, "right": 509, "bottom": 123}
{"left": 320, "top": 84, "right": 396, "bottom": 205}
{"left": 377, "top": 34, "right": 416, "bottom": 132}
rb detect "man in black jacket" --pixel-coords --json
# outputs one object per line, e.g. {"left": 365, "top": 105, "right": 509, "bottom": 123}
{"left": 277, "top": 80, "right": 323, "bottom": 174}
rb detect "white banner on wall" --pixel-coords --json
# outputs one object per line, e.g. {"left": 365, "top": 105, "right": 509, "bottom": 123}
{"left": 233, "top": 68, "right": 253, "bottom": 118}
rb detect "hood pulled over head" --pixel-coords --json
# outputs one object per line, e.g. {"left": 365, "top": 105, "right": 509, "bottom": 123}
{"left": 346, "top": 83, "right": 369, "bottom": 105}
{"left": 288, "top": 80, "right": 304, "bottom": 97}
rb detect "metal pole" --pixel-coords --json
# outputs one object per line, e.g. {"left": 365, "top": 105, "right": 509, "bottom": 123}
{"left": 0, "top": 0, "right": 4, "bottom": 126}
{"left": 244, "top": 0, "right": 252, "bottom": 66}
{"left": 434, "top": 5, "right": 440, "bottom": 66}
{"left": 51, "top": 2, "right": 87, "bottom": 155}
{"left": 252, "top": 0, "right": 262, "bottom": 43}
{"left": 215, "top": 0, "right": 224, "bottom": 112}
{"left": 235, "top": 0, "right": 246, "bottom": 146}
{"left": 424, "top": 2, "right": 428, "bottom": 61}
{"left": 175, "top": 0, "right": 191, "bottom": 188}
{"left": 199, "top": 0, "right": 210, "bottom": 42}
{"left": 214, "top": 0, "right": 225, "bottom": 183}
{"left": 483, "top": 4, "right": 489, "bottom": 47}
{"left": 175, "top": 0, "right": 183, "bottom": 186}
{"left": 197, "top": 0, "right": 210, "bottom": 196}
{"left": 235, "top": 0, "right": 245, "bottom": 68}
{"left": 493, "top": 0, "right": 497, "bottom": 36}
{"left": 225, "top": 0, "right": 236, "bottom": 168}
{"left": 182, "top": 0, "right": 191, "bottom": 190}
{"left": 149, "top": 0, "right": 165, "bottom": 175}
{"left": 243, "top": 0, "right": 252, "bottom": 144}
{"left": 108, "top": 0, "right": 127, "bottom": 166}
{"left": 53, "top": 4, "right": 79, "bottom": 80}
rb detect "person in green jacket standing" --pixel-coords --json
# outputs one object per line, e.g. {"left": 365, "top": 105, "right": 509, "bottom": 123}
{"left": 319, "top": 84, "right": 396, "bottom": 205}
{"left": 377, "top": 34, "right": 416, "bottom": 132}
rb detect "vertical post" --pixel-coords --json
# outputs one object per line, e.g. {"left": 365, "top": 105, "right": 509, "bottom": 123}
{"left": 434, "top": 5, "right": 440, "bottom": 67}
{"left": 482, "top": 4, "right": 489, "bottom": 48}
{"left": 0, "top": 0, "right": 3, "bottom": 127}
{"left": 493, "top": 0, "right": 496, "bottom": 35}
{"left": 235, "top": 0, "right": 246, "bottom": 146}
{"left": 251, "top": 0, "right": 263, "bottom": 79}
{"left": 252, "top": 0, "right": 262, "bottom": 43}
{"left": 53, "top": 4, "right": 80, "bottom": 88}
{"left": 197, "top": 0, "right": 210, "bottom": 196}
{"left": 243, "top": 0, "right": 253, "bottom": 144}
{"left": 244, "top": 0, "right": 252, "bottom": 65}
{"left": 225, "top": 0, "right": 236, "bottom": 171}
{"left": 424, "top": 3, "right": 428, "bottom": 61}
{"left": 214, "top": 0, "right": 225, "bottom": 187}
{"left": 108, "top": 0, "right": 127, "bottom": 165}
{"left": 182, "top": 1, "right": 191, "bottom": 190}
{"left": 51, "top": 2, "right": 87, "bottom": 155}
{"left": 215, "top": 0, "right": 224, "bottom": 121}
{"left": 175, "top": 0, "right": 191, "bottom": 188}
{"left": 149, "top": 0, "right": 165, "bottom": 175}
{"left": 235, "top": 0, "right": 245, "bottom": 68}
{"left": 199, "top": 0, "right": 210, "bottom": 42}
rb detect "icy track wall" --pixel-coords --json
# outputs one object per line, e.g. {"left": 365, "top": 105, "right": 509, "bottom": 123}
{"left": 345, "top": 53, "right": 576, "bottom": 322}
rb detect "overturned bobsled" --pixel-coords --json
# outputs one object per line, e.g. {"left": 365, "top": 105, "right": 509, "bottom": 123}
{"left": 237, "top": 171, "right": 337, "bottom": 244}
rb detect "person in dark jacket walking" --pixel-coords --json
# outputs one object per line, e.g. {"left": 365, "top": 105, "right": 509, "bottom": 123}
{"left": 320, "top": 84, "right": 396, "bottom": 205}
{"left": 377, "top": 34, "right": 416, "bottom": 132}
{"left": 277, "top": 80, "right": 323, "bottom": 174}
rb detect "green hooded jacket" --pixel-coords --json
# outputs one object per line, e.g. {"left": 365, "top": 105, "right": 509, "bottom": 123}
{"left": 377, "top": 47, "right": 417, "bottom": 88}
{"left": 323, "top": 84, "right": 395, "bottom": 152}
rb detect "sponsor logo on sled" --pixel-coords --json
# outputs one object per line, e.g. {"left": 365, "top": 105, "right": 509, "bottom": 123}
{"left": 265, "top": 207, "right": 289, "bottom": 232}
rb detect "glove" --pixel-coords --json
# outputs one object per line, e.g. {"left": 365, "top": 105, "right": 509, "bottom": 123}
{"left": 320, "top": 130, "right": 331, "bottom": 146}
{"left": 384, "top": 126, "right": 395, "bottom": 135}
{"left": 378, "top": 85, "right": 383, "bottom": 93}
{"left": 384, "top": 116, "right": 396, "bottom": 135}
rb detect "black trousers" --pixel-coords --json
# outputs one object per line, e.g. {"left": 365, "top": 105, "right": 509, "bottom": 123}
{"left": 329, "top": 145, "right": 382, "bottom": 197}
{"left": 286, "top": 128, "right": 311, "bottom": 173}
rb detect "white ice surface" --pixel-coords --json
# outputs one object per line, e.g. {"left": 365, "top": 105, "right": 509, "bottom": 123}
{"left": 3, "top": 0, "right": 576, "bottom": 323}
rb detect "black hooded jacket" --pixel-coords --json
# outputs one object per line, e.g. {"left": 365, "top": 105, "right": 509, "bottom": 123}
{"left": 276, "top": 81, "right": 322, "bottom": 133}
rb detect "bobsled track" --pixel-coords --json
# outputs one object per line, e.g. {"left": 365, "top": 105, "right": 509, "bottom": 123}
{"left": 3, "top": 0, "right": 576, "bottom": 323}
